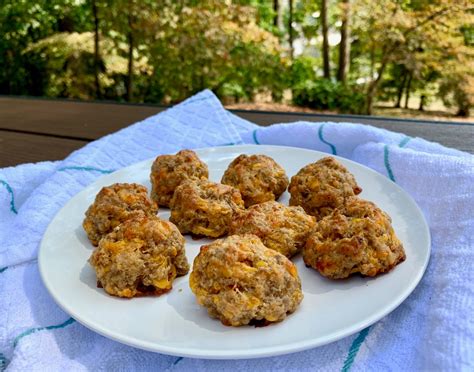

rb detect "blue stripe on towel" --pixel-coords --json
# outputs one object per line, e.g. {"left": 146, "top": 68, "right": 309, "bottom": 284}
{"left": 0, "top": 352, "right": 7, "bottom": 372}
{"left": 384, "top": 136, "right": 411, "bottom": 182}
{"left": 342, "top": 326, "right": 371, "bottom": 372}
{"left": 0, "top": 259, "right": 37, "bottom": 275}
{"left": 342, "top": 136, "right": 411, "bottom": 370}
{"left": 384, "top": 145, "right": 396, "bottom": 182}
{"left": 13, "top": 317, "right": 76, "bottom": 348}
{"left": 399, "top": 136, "right": 411, "bottom": 148}
{"left": 252, "top": 129, "right": 260, "bottom": 145}
{"left": 58, "top": 166, "right": 115, "bottom": 174}
{"left": 318, "top": 124, "right": 337, "bottom": 155}
{"left": 0, "top": 180, "right": 18, "bottom": 214}
{"left": 0, "top": 353, "right": 8, "bottom": 371}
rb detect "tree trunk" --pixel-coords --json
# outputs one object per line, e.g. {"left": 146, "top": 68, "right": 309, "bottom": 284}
{"left": 337, "top": 0, "right": 351, "bottom": 83}
{"left": 369, "top": 17, "right": 375, "bottom": 80}
{"left": 456, "top": 106, "right": 470, "bottom": 117}
{"left": 364, "top": 6, "right": 455, "bottom": 114}
{"left": 321, "top": 0, "right": 330, "bottom": 78}
{"left": 126, "top": 9, "right": 134, "bottom": 102}
{"left": 404, "top": 71, "right": 413, "bottom": 109}
{"left": 365, "top": 85, "right": 376, "bottom": 115}
{"left": 395, "top": 68, "right": 408, "bottom": 108}
{"left": 456, "top": 95, "right": 470, "bottom": 117}
{"left": 288, "top": 0, "right": 294, "bottom": 59}
{"left": 370, "top": 41, "right": 375, "bottom": 80}
{"left": 419, "top": 95, "right": 426, "bottom": 111}
{"left": 273, "top": 0, "right": 279, "bottom": 27}
{"left": 92, "top": 0, "right": 101, "bottom": 99}
{"left": 365, "top": 56, "right": 389, "bottom": 114}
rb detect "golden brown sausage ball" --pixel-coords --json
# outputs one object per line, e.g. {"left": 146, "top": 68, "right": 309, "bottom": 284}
{"left": 169, "top": 179, "right": 244, "bottom": 238}
{"left": 304, "top": 198, "right": 405, "bottom": 279}
{"left": 89, "top": 214, "right": 189, "bottom": 298}
{"left": 189, "top": 234, "right": 303, "bottom": 326}
{"left": 83, "top": 183, "right": 158, "bottom": 246}
{"left": 150, "top": 149, "right": 209, "bottom": 207}
{"left": 289, "top": 156, "right": 362, "bottom": 219}
{"left": 230, "top": 201, "right": 316, "bottom": 258}
{"left": 221, "top": 154, "right": 289, "bottom": 207}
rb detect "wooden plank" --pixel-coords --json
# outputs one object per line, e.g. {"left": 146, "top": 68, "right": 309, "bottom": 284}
{"left": 0, "top": 97, "right": 472, "bottom": 157}
{"left": 233, "top": 111, "right": 474, "bottom": 153}
{"left": 0, "top": 130, "right": 88, "bottom": 167}
{"left": 0, "top": 96, "right": 471, "bottom": 168}
{"left": 0, "top": 97, "right": 163, "bottom": 140}
{"left": 349, "top": 120, "right": 472, "bottom": 154}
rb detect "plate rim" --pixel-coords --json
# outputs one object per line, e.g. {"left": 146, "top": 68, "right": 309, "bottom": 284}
{"left": 38, "top": 144, "right": 431, "bottom": 359}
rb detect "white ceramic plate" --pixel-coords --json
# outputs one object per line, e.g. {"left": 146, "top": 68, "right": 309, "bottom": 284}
{"left": 39, "top": 145, "right": 430, "bottom": 359}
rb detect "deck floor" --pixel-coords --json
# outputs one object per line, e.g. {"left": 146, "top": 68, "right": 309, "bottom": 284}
{"left": 0, "top": 97, "right": 472, "bottom": 167}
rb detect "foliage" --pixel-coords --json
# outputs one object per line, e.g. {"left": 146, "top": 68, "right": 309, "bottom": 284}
{"left": 292, "top": 79, "right": 365, "bottom": 114}
{"left": 351, "top": 0, "right": 474, "bottom": 113}
{"left": 0, "top": 0, "right": 92, "bottom": 94}
{"left": 0, "top": 0, "right": 473, "bottom": 117}
{"left": 23, "top": 32, "right": 151, "bottom": 100}
{"left": 290, "top": 55, "right": 318, "bottom": 86}
{"left": 437, "top": 55, "right": 474, "bottom": 117}
{"left": 149, "top": 2, "right": 288, "bottom": 103}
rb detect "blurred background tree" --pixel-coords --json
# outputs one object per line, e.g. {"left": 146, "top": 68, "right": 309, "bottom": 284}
{"left": 0, "top": 0, "right": 472, "bottom": 118}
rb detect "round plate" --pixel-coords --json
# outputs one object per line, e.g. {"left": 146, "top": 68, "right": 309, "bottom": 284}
{"left": 39, "top": 145, "right": 430, "bottom": 359}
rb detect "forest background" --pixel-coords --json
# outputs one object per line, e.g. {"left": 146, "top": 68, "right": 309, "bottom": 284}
{"left": 1, "top": 0, "right": 473, "bottom": 120}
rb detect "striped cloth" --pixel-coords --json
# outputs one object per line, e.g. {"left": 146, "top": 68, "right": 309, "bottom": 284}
{"left": 1, "top": 90, "right": 473, "bottom": 371}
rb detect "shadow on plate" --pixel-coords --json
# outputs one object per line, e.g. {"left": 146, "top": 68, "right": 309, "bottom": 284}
{"left": 292, "top": 256, "right": 377, "bottom": 295}
{"left": 75, "top": 225, "right": 94, "bottom": 250}
{"left": 79, "top": 262, "right": 118, "bottom": 299}
{"left": 166, "top": 277, "right": 234, "bottom": 334}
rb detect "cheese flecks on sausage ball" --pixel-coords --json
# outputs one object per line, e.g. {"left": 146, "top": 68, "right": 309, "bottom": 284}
{"left": 304, "top": 198, "right": 405, "bottom": 279}
{"left": 230, "top": 201, "right": 316, "bottom": 258}
{"left": 83, "top": 183, "right": 158, "bottom": 246}
{"left": 221, "top": 154, "right": 289, "bottom": 207}
{"left": 190, "top": 234, "right": 303, "bottom": 326}
{"left": 150, "top": 149, "right": 209, "bottom": 207}
{"left": 169, "top": 179, "right": 245, "bottom": 238}
{"left": 89, "top": 214, "right": 189, "bottom": 298}
{"left": 289, "top": 157, "right": 362, "bottom": 219}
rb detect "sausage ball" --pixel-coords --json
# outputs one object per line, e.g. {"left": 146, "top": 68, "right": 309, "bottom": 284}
{"left": 169, "top": 179, "right": 244, "bottom": 238}
{"left": 304, "top": 198, "right": 406, "bottom": 279}
{"left": 289, "top": 156, "right": 362, "bottom": 219}
{"left": 83, "top": 183, "right": 158, "bottom": 246}
{"left": 189, "top": 234, "right": 303, "bottom": 326}
{"left": 150, "top": 149, "right": 209, "bottom": 207}
{"left": 221, "top": 154, "right": 289, "bottom": 207}
{"left": 89, "top": 214, "right": 189, "bottom": 298}
{"left": 230, "top": 201, "right": 316, "bottom": 258}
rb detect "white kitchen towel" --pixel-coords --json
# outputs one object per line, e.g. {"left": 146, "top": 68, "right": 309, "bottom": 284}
{"left": 0, "top": 90, "right": 472, "bottom": 371}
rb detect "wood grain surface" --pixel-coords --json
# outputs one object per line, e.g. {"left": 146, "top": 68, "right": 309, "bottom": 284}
{"left": 1, "top": 96, "right": 472, "bottom": 167}
{"left": 0, "top": 131, "right": 88, "bottom": 167}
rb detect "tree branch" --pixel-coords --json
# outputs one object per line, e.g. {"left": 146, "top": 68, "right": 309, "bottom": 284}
{"left": 403, "top": 6, "right": 451, "bottom": 37}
